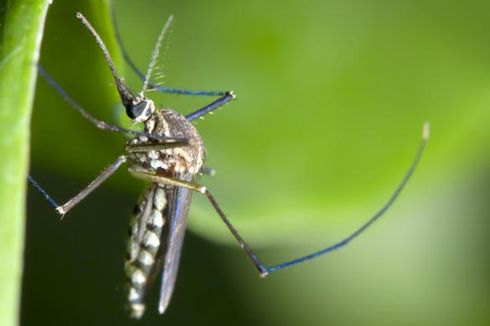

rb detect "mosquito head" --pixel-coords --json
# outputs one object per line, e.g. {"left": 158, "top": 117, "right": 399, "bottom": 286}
{"left": 127, "top": 97, "right": 155, "bottom": 123}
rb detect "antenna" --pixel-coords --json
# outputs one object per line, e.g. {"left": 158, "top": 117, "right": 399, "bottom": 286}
{"left": 141, "top": 15, "right": 174, "bottom": 95}
{"left": 76, "top": 12, "right": 135, "bottom": 109}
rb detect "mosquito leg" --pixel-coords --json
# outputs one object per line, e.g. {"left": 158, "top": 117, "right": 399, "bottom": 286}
{"left": 185, "top": 91, "right": 236, "bottom": 122}
{"left": 129, "top": 122, "right": 430, "bottom": 277}
{"left": 128, "top": 167, "right": 269, "bottom": 277}
{"left": 37, "top": 65, "right": 183, "bottom": 144}
{"left": 28, "top": 175, "right": 59, "bottom": 209}
{"left": 264, "top": 123, "right": 430, "bottom": 273}
{"left": 150, "top": 84, "right": 230, "bottom": 98}
{"left": 29, "top": 155, "right": 127, "bottom": 217}
{"left": 109, "top": 0, "right": 228, "bottom": 97}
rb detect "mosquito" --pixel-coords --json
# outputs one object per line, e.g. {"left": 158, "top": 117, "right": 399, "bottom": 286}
{"left": 29, "top": 11, "right": 430, "bottom": 319}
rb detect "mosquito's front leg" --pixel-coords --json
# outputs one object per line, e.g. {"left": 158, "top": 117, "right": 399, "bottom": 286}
{"left": 185, "top": 91, "right": 236, "bottom": 122}
{"left": 29, "top": 155, "right": 127, "bottom": 217}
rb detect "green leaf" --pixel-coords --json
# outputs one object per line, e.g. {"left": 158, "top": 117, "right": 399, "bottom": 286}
{"left": 0, "top": 0, "right": 51, "bottom": 324}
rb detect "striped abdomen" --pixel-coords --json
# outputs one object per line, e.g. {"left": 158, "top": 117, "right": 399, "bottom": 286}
{"left": 125, "top": 184, "right": 167, "bottom": 318}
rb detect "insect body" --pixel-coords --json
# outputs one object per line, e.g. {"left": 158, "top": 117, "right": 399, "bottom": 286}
{"left": 125, "top": 108, "right": 205, "bottom": 317}
{"left": 30, "top": 12, "right": 242, "bottom": 317}
{"left": 29, "top": 10, "right": 429, "bottom": 319}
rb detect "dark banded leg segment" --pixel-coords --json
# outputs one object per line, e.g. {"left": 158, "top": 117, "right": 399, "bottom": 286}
{"left": 128, "top": 122, "right": 429, "bottom": 277}
{"left": 29, "top": 139, "right": 190, "bottom": 217}
{"left": 185, "top": 91, "right": 236, "bottom": 122}
{"left": 128, "top": 167, "right": 269, "bottom": 276}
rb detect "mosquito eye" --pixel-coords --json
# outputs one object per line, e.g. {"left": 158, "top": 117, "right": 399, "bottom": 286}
{"left": 127, "top": 100, "right": 154, "bottom": 122}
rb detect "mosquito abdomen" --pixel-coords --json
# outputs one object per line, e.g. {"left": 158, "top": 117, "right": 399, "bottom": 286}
{"left": 125, "top": 185, "right": 167, "bottom": 319}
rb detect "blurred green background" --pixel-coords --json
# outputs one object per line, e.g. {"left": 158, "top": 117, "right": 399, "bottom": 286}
{"left": 24, "top": 0, "right": 489, "bottom": 325}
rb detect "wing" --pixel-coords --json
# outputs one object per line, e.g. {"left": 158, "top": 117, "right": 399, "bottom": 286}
{"left": 158, "top": 173, "right": 194, "bottom": 314}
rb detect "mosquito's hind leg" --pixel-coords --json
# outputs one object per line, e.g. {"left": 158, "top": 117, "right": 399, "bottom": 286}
{"left": 128, "top": 122, "right": 430, "bottom": 277}
{"left": 127, "top": 166, "right": 269, "bottom": 277}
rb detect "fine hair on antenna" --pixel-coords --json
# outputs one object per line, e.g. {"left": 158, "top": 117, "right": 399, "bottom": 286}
{"left": 141, "top": 15, "right": 174, "bottom": 95}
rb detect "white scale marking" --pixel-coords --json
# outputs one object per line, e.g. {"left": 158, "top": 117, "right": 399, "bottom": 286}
{"left": 146, "top": 119, "right": 155, "bottom": 133}
{"left": 129, "top": 288, "right": 140, "bottom": 301}
{"left": 143, "top": 231, "right": 160, "bottom": 248}
{"left": 148, "top": 150, "right": 158, "bottom": 160}
{"left": 130, "top": 303, "right": 145, "bottom": 319}
{"left": 148, "top": 209, "right": 164, "bottom": 228}
{"left": 153, "top": 187, "right": 167, "bottom": 211}
{"left": 138, "top": 250, "right": 155, "bottom": 266}
{"left": 131, "top": 268, "right": 146, "bottom": 285}
{"left": 150, "top": 159, "right": 168, "bottom": 170}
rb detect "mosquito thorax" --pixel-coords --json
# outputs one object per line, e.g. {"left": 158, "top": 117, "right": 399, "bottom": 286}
{"left": 126, "top": 97, "right": 155, "bottom": 122}
{"left": 127, "top": 109, "right": 206, "bottom": 175}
